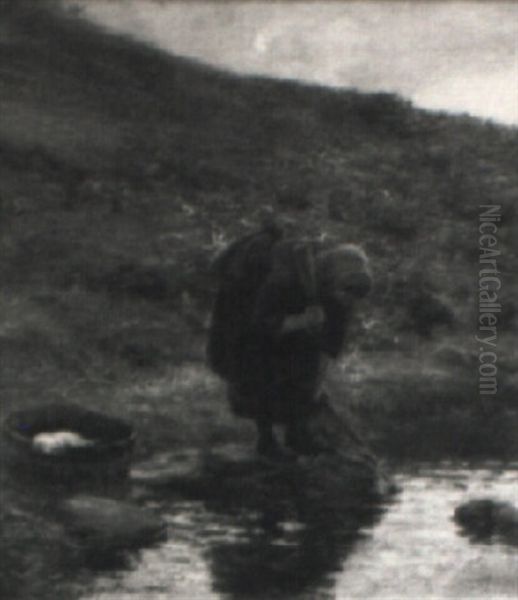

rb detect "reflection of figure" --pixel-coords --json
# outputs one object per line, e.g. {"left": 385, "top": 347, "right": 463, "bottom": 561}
{"left": 195, "top": 433, "right": 389, "bottom": 598}
{"left": 207, "top": 225, "right": 372, "bottom": 456}
{"left": 206, "top": 492, "right": 385, "bottom": 599}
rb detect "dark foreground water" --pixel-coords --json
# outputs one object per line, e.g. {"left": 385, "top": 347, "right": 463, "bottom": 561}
{"left": 80, "top": 464, "right": 518, "bottom": 599}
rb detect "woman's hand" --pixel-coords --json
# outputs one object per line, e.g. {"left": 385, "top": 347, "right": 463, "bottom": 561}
{"left": 281, "top": 305, "right": 325, "bottom": 335}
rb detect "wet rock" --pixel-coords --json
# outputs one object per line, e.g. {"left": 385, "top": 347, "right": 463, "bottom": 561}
{"left": 130, "top": 398, "right": 394, "bottom": 514}
{"left": 131, "top": 445, "right": 281, "bottom": 502}
{"left": 59, "top": 495, "right": 167, "bottom": 550}
{"left": 131, "top": 449, "right": 208, "bottom": 496}
{"left": 454, "top": 498, "right": 518, "bottom": 546}
{"left": 135, "top": 444, "right": 384, "bottom": 513}
{"left": 132, "top": 429, "right": 393, "bottom": 513}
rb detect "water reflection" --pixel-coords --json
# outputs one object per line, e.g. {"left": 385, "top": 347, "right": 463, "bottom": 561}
{"left": 336, "top": 465, "right": 518, "bottom": 599}
{"left": 6, "top": 458, "right": 517, "bottom": 599}
{"left": 206, "top": 499, "right": 386, "bottom": 598}
{"left": 123, "top": 464, "right": 518, "bottom": 599}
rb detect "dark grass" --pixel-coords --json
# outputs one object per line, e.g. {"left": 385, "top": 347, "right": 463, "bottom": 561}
{"left": 1, "top": 2, "right": 518, "bottom": 598}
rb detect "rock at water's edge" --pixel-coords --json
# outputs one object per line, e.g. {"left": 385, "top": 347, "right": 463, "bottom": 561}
{"left": 454, "top": 498, "right": 518, "bottom": 545}
{"left": 59, "top": 495, "right": 167, "bottom": 550}
{"left": 131, "top": 442, "right": 395, "bottom": 512}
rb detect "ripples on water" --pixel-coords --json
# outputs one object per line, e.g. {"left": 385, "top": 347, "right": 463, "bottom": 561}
{"left": 83, "top": 465, "right": 518, "bottom": 599}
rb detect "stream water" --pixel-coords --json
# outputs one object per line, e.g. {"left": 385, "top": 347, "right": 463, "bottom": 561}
{"left": 81, "top": 463, "right": 518, "bottom": 599}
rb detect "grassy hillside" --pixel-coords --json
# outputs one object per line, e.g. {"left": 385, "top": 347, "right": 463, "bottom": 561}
{"left": 2, "top": 0, "right": 517, "bottom": 448}
{"left": 1, "top": 2, "right": 517, "bottom": 598}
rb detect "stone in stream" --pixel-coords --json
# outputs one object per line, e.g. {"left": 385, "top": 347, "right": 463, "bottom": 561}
{"left": 202, "top": 442, "right": 393, "bottom": 512}
{"left": 131, "top": 400, "right": 395, "bottom": 508}
{"left": 130, "top": 445, "right": 274, "bottom": 502}
{"left": 130, "top": 448, "right": 209, "bottom": 496}
{"left": 454, "top": 498, "right": 518, "bottom": 546}
{"left": 130, "top": 406, "right": 394, "bottom": 511}
{"left": 59, "top": 495, "right": 167, "bottom": 551}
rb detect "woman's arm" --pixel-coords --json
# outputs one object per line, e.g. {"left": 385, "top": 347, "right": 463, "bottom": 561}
{"left": 281, "top": 305, "right": 325, "bottom": 335}
{"left": 251, "top": 278, "right": 326, "bottom": 339}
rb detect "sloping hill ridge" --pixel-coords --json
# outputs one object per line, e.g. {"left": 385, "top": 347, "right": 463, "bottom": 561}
{"left": 3, "top": 5, "right": 518, "bottom": 598}
{"left": 1, "top": 0, "right": 517, "bottom": 430}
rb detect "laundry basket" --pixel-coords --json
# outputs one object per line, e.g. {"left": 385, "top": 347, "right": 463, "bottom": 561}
{"left": 3, "top": 403, "right": 135, "bottom": 484}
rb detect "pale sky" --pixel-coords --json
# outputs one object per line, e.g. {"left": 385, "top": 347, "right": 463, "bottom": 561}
{"left": 73, "top": 1, "right": 518, "bottom": 126}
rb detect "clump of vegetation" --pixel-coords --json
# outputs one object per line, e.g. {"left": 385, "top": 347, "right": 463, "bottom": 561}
{"left": 1, "top": 2, "right": 517, "bottom": 595}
